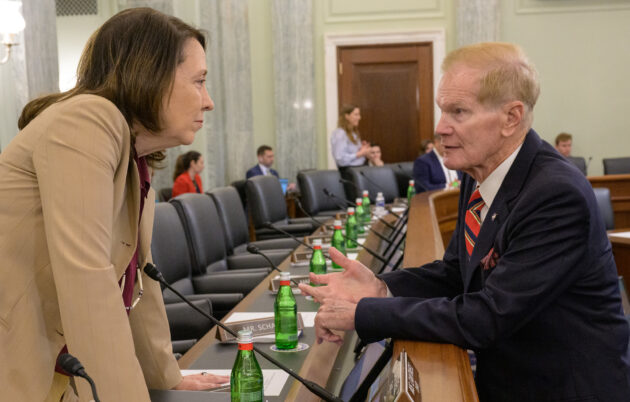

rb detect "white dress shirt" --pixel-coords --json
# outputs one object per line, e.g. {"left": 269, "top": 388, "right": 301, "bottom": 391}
{"left": 434, "top": 149, "right": 460, "bottom": 188}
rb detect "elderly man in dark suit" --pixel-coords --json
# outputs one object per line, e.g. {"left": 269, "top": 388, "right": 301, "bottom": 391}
{"left": 300, "top": 42, "right": 630, "bottom": 401}
{"left": 413, "top": 134, "right": 462, "bottom": 192}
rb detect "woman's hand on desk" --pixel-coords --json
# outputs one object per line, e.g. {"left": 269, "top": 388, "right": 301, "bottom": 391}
{"left": 173, "top": 373, "right": 230, "bottom": 391}
{"left": 298, "top": 247, "right": 387, "bottom": 304}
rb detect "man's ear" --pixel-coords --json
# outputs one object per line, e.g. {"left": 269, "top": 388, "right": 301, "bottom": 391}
{"left": 501, "top": 101, "right": 525, "bottom": 137}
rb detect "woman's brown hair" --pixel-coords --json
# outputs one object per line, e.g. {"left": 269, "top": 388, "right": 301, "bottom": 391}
{"left": 173, "top": 151, "right": 202, "bottom": 181}
{"left": 337, "top": 103, "right": 360, "bottom": 145}
{"left": 18, "top": 7, "right": 206, "bottom": 165}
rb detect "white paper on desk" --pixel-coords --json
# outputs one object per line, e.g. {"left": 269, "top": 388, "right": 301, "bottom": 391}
{"left": 391, "top": 207, "right": 406, "bottom": 213}
{"left": 180, "top": 369, "right": 289, "bottom": 396}
{"left": 611, "top": 231, "right": 630, "bottom": 239}
{"left": 348, "top": 252, "right": 359, "bottom": 260}
{"left": 358, "top": 238, "right": 366, "bottom": 245}
{"left": 225, "top": 312, "right": 316, "bottom": 328}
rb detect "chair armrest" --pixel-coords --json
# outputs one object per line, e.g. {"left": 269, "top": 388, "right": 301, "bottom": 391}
{"left": 252, "top": 237, "right": 300, "bottom": 250}
{"left": 192, "top": 272, "right": 267, "bottom": 294}
{"left": 277, "top": 222, "right": 316, "bottom": 233}
{"left": 164, "top": 299, "right": 213, "bottom": 341}
{"left": 227, "top": 253, "right": 285, "bottom": 269}
{"left": 288, "top": 217, "right": 318, "bottom": 227}
{"left": 172, "top": 340, "right": 197, "bottom": 355}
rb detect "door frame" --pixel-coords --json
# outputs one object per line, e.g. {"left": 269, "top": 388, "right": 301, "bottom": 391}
{"left": 324, "top": 30, "right": 446, "bottom": 168}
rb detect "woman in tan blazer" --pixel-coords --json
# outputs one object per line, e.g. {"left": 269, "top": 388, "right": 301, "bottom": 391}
{"left": 0, "top": 8, "right": 227, "bottom": 401}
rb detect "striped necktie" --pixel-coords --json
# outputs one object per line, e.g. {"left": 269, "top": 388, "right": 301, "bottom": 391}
{"left": 464, "top": 188, "right": 485, "bottom": 257}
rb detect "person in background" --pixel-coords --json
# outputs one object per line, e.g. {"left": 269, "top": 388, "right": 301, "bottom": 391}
{"left": 555, "top": 132, "right": 572, "bottom": 157}
{"left": 420, "top": 138, "right": 435, "bottom": 154}
{"left": 367, "top": 143, "right": 384, "bottom": 167}
{"left": 246, "top": 145, "right": 296, "bottom": 191}
{"left": 413, "top": 134, "right": 461, "bottom": 192}
{"left": 0, "top": 8, "right": 228, "bottom": 401}
{"left": 300, "top": 42, "right": 630, "bottom": 402}
{"left": 331, "top": 104, "right": 371, "bottom": 178}
{"left": 172, "top": 150, "right": 204, "bottom": 197}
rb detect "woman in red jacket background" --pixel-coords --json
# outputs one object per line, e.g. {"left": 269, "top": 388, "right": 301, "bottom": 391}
{"left": 172, "top": 151, "right": 204, "bottom": 197}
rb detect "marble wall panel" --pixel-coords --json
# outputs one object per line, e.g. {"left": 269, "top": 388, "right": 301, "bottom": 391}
{"left": 271, "top": 0, "right": 317, "bottom": 181}
{"left": 456, "top": 0, "right": 500, "bottom": 47}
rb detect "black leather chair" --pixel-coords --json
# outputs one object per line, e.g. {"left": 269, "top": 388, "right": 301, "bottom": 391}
{"left": 230, "top": 179, "right": 248, "bottom": 211}
{"left": 152, "top": 202, "right": 256, "bottom": 319}
{"left": 347, "top": 166, "right": 399, "bottom": 203}
{"left": 296, "top": 170, "right": 346, "bottom": 218}
{"left": 167, "top": 299, "right": 213, "bottom": 354}
{"left": 170, "top": 193, "right": 273, "bottom": 277}
{"left": 246, "top": 176, "right": 316, "bottom": 240}
{"left": 208, "top": 187, "right": 297, "bottom": 266}
{"left": 387, "top": 162, "right": 414, "bottom": 198}
{"left": 157, "top": 187, "right": 172, "bottom": 202}
{"left": 603, "top": 157, "right": 630, "bottom": 175}
{"left": 593, "top": 187, "right": 614, "bottom": 230}
{"left": 567, "top": 157, "right": 587, "bottom": 175}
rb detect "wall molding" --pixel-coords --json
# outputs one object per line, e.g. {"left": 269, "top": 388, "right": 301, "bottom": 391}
{"left": 323, "top": 0, "right": 444, "bottom": 23}
{"left": 323, "top": 29, "right": 446, "bottom": 168}
{"left": 516, "top": 0, "right": 630, "bottom": 14}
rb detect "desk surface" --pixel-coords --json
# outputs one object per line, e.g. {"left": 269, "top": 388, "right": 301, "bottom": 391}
{"left": 152, "top": 197, "right": 477, "bottom": 401}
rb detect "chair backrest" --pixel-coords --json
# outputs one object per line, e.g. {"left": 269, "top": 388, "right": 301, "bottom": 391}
{"left": 347, "top": 166, "right": 399, "bottom": 203}
{"left": 387, "top": 162, "right": 414, "bottom": 197}
{"left": 603, "top": 157, "right": 630, "bottom": 175}
{"left": 246, "top": 175, "right": 288, "bottom": 228}
{"left": 151, "top": 203, "right": 195, "bottom": 295}
{"left": 208, "top": 187, "right": 250, "bottom": 254}
{"left": 170, "top": 193, "right": 229, "bottom": 274}
{"left": 297, "top": 170, "right": 346, "bottom": 215}
{"left": 230, "top": 179, "right": 248, "bottom": 210}
{"left": 593, "top": 187, "right": 615, "bottom": 230}
{"left": 567, "top": 156, "right": 587, "bottom": 176}
{"left": 157, "top": 187, "right": 173, "bottom": 202}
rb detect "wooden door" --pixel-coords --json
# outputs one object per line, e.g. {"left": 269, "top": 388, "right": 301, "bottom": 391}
{"left": 338, "top": 43, "right": 434, "bottom": 163}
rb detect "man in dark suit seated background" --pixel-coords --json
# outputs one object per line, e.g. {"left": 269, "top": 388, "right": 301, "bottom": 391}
{"left": 413, "top": 133, "right": 462, "bottom": 192}
{"left": 246, "top": 145, "right": 280, "bottom": 178}
{"left": 300, "top": 42, "right": 630, "bottom": 401}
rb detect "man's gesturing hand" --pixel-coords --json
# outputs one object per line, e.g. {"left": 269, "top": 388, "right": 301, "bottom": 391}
{"left": 298, "top": 247, "right": 387, "bottom": 304}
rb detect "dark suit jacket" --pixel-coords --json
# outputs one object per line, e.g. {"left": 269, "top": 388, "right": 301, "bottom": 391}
{"left": 356, "top": 130, "right": 630, "bottom": 401}
{"left": 246, "top": 164, "right": 279, "bottom": 179}
{"left": 413, "top": 150, "right": 462, "bottom": 192}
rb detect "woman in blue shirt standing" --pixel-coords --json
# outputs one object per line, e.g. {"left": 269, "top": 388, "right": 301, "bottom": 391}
{"left": 331, "top": 104, "right": 371, "bottom": 177}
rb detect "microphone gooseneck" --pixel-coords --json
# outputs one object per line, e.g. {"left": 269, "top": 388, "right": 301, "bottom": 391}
{"left": 396, "top": 164, "right": 413, "bottom": 180}
{"left": 57, "top": 353, "right": 100, "bottom": 402}
{"left": 262, "top": 222, "right": 315, "bottom": 251}
{"left": 338, "top": 177, "right": 362, "bottom": 191}
{"left": 143, "top": 264, "right": 342, "bottom": 402}
{"left": 245, "top": 244, "right": 300, "bottom": 286}
{"left": 290, "top": 196, "right": 326, "bottom": 227}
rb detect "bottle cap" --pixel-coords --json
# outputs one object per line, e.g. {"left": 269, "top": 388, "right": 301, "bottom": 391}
{"left": 377, "top": 192, "right": 383, "bottom": 196}
{"left": 355, "top": 198, "right": 362, "bottom": 205}
{"left": 362, "top": 190, "right": 369, "bottom": 197}
{"left": 313, "top": 238, "right": 322, "bottom": 247}
{"left": 409, "top": 179, "right": 415, "bottom": 185}
{"left": 280, "top": 271, "right": 290, "bottom": 280}
{"left": 237, "top": 329, "right": 253, "bottom": 343}
{"left": 333, "top": 219, "right": 342, "bottom": 227}
{"left": 347, "top": 207, "right": 355, "bottom": 214}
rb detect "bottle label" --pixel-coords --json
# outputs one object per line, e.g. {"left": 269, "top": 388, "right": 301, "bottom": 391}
{"left": 237, "top": 391, "right": 263, "bottom": 401}
{"left": 279, "top": 280, "right": 290, "bottom": 286}
{"left": 238, "top": 343, "right": 253, "bottom": 351}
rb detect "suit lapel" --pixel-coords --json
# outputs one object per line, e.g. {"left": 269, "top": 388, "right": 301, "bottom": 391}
{"left": 462, "top": 129, "right": 544, "bottom": 290}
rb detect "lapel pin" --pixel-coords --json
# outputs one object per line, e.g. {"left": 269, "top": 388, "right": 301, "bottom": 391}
{"left": 491, "top": 213, "right": 497, "bottom": 221}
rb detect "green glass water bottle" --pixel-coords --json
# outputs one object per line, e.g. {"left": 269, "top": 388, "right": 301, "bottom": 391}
{"left": 354, "top": 198, "right": 366, "bottom": 234}
{"left": 274, "top": 272, "right": 298, "bottom": 349}
{"left": 309, "top": 239, "right": 327, "bottom": 286}
{"left": 345, "top": 207, "right": 358, "bottom": 249}
{"left": 407, "top": 179, "right": 416, "bottom": 203}
{"left": 230, "top": 329, "right": 263, "bottom": 402}
{"left": 361, "top": 190, "right": 371, "bottom": 225}
{"left": 331, "top": 219, "right": 346, "bottom": 270}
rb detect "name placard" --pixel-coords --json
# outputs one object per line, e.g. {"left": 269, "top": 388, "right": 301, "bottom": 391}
{"left": 216, "top": 314, "right": 305, "bottom": 342}
{"left": 368, "top": 348, "right": 421, "bottom": 402}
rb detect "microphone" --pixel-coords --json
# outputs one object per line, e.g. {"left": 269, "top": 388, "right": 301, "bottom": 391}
{"left": 586, "top": 156, "right": 593, "bottom": 173}
{"left": 143, "top": 264, "right": 343, "bottom": 402}
{"left": 358, "top": 171, "right": 384, "bottom": 193}
{"left": 57, "top": 353, "right": 100, "bottom": 402}
{"left": 246, "top": 244, "right": 300, "bottom": 286}
{"left": 292, "top": 194, "right": 392, "bottom": 244}
{"left": 323, "top": 189, "right": 396, "bottom": 230}
{"left": 262, "top": 222, "right": 315, "bottom": 251}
